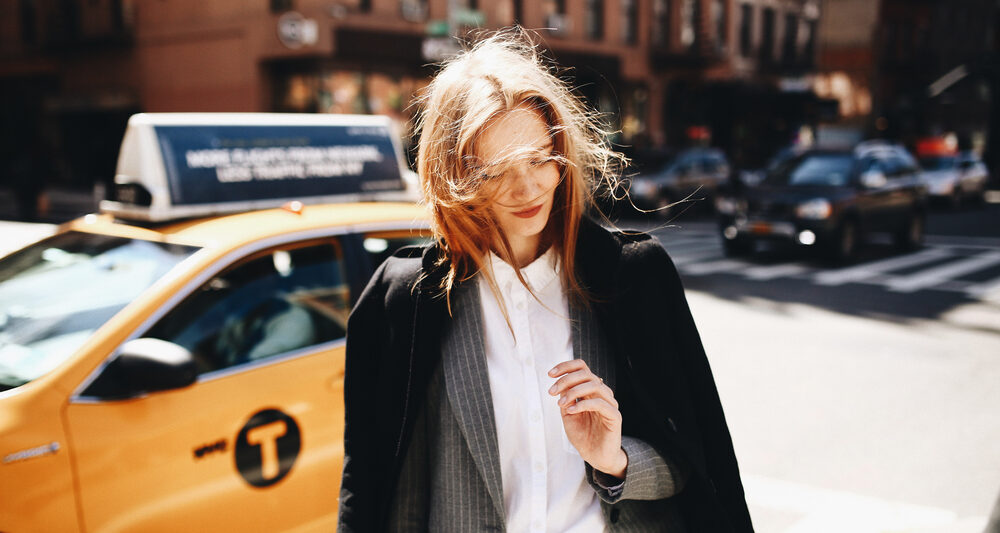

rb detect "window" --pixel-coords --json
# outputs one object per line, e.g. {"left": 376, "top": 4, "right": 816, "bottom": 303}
{"left": 622, "top": 0, "right": 638, "bottom": 44}
{"left": 0, "top": 232, "right": 199, "bottom": 390}
{"left": 713, "top": 0, "right": 726, "bottom": 51}
{"left": 759, "top": 7, "right": 775, "bottom": 64}
{"left": 270, "top": 0, "right": 293, "bottom": 13}
{"left": 802, "top": 19, "right": 817, "bottom": 66}
{"left": 653, "top": 0, "right": 671, "bottom": 47}
{"left": 585, "top": 0, "right": 604, "bottom": 40}
{"left": 739, "top": 3, "right": 753, "bottom": 56}
{"left": 400, "top": 0, "right": 429, "bottom": 22}
{"left": 680, "top": 0, "right": 696, "bottom": 49}
{"left": 782, "top": 13, "right": 799, "bottom": 65}
{"left": 145, "top": 241, "right": 350, "bottom": 375}
{"left": 362, "top": 232, "right": 431, "bottom": 270}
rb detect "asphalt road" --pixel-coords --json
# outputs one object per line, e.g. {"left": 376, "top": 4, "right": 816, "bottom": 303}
{"left": 618, "top": 201, "right": 1000, "bottom": 532}
{"left": 2, "top": 201, "right": 999, "bottom": 532}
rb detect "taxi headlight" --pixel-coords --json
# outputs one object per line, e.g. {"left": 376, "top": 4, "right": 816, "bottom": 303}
{"left": 795, "top": 199, "right": 832, "bottom": 219}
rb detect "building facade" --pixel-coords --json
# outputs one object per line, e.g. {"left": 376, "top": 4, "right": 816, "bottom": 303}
{"left": 1, "top": 0, "right": 824, "bottom": 208}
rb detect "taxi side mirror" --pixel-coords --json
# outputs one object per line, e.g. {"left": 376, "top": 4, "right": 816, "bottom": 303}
{"left": 83, "top": 338, "right": 197, "bottom": 399}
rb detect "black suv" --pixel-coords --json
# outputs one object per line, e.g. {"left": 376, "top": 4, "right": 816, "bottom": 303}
{"left": 715, "top": 142, "right": 928, "bottom": 261}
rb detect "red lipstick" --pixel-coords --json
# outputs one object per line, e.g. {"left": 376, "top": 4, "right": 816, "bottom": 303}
{"left": 512, "top": 204, "right": 543, "bottom": 218}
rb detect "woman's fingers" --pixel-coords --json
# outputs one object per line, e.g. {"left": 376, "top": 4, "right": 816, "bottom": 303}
{"left": 548, "top": 358, "right": 589, "bottom": 378}
{"left": 556, "top": 380, "right": 618, "bottom": 409}
{"left": 548, "top": 369, "right": 594, "bottom": 397}
{"left": 563, "top": 398, "right": 622, "bottom": 422}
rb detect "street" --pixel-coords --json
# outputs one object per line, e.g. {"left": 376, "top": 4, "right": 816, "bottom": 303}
{"left": 624, "top": 200, "right": 1000, "bottom": 532}
{"left": 2, "top": 202, "right": 999, "bottom": 532}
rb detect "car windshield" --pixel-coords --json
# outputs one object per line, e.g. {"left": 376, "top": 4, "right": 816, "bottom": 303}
{"left": 0, "top": 231, "right": 200, "bottom": 391}
{"left": 765, "top": 154, "right": 856, "bottom": 187}
{"left": 919, "top": 156, "right": 957, "bottom": 171}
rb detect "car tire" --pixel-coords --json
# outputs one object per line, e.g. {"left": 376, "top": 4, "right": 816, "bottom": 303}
{"left": 722, "top": 237, "right": 754, "bottom": 257}
{"left": 825, "top": 219, "right": 858, "bottom": 263}
{"left": 950, "top": 189, "right": 962, "bottom": 210}
{"left": 894, "top": 211, "right": 924, "bottom": 251}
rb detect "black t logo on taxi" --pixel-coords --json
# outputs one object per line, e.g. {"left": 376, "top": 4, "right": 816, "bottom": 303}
{"left": 235, "top": 408, "right": 301, "bottom": 487}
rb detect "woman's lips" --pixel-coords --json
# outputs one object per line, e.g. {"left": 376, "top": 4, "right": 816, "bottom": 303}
{"left": 512, "top": 204, "right": 543, "bottom": 218}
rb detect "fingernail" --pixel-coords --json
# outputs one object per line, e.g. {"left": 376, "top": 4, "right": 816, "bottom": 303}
{"left": 548, "top": 384, "right": 557, "bottom": 395}
{"left": 548, "top": 368, "right": 557, "bottom": 376}
{"left": 558, "top": 396, "right": 567, "bottom": 406}
{"left": 567, "top": 405, "right": 577, "bottom": 413}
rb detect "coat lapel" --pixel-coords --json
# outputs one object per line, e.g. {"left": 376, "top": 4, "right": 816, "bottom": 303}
{"left": 440, "top": 279, "right": 506, "bottom": 523}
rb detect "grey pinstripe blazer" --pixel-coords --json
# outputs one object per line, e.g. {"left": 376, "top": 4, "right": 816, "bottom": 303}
{"left": 387, "top": 279, "right": 688, "bottom": 532}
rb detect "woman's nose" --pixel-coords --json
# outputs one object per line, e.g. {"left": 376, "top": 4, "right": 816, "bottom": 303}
{"left": 505, "top": 165, "right": 541, "bottom": 202}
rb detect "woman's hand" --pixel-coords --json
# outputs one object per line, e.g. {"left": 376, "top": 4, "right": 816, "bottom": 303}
{"left": 548, "top": 359, "right": 627, "bottom": 479}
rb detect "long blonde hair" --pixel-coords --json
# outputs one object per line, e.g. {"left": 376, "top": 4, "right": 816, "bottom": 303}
{"left": 415, "top": 27, "right": 625, "bottom": 310}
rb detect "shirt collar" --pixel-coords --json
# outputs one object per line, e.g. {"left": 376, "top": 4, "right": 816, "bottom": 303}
{"left": 487, "top": 246, "right": 560, "bottom": 292}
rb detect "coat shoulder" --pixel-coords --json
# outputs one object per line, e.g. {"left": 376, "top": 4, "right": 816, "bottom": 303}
{"left": 609, "top": 228, "right": 677, "bottom": 274}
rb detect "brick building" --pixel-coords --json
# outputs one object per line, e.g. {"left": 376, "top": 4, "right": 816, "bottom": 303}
{"left": 1, "top": 0, "right": 823, "bottom": 213}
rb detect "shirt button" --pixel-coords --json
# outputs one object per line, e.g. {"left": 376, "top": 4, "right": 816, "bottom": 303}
{"left": 516, "top": 300, "right": 525, "bottom": 310}
{"left": 531, "top": 411, "right": 541, "bottom": 422}
{"left": 534, "top": 462, "right": 544, "bottom": 473}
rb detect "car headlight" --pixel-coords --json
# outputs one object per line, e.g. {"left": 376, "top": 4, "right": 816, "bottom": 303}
{"left": 795, "top": 199, "right": 832, "bottom": 219}
{"left": 630, "top": 179, "right": 655, "bottom": 198}
{"left": 715, "top": 197, "right": 741, "bottom": 215}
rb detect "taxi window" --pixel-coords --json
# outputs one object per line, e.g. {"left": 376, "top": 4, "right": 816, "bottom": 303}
{"left": 362, "top": 231, "right": 431, "bottom": 269}
{"left": 145, "top": 240, "right": 349, "bottom": 375}
{"left": 0, "top": 232, "right": 199, "bottom": 391}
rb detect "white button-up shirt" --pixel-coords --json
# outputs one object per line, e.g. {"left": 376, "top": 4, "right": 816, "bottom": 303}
{"left": 478, "top": 248, "right": 606, "bottom": 533}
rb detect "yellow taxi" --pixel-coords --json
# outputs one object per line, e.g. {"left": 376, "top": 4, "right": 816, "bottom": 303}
{"left": 0, "top": 113, "right": 429, "bottom": 531}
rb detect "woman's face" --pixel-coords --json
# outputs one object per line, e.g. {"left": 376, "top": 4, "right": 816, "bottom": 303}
{"left": 475, "top": 105, "right": 561, "bottom": 250}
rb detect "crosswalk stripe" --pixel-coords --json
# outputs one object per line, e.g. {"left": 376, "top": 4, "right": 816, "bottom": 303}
{"left": 813, "top": 248, "right": 952, "bottom": 286}
{"left": 743, "top": 263, "right": 813, "bottom": 281}
{"left": 966, "top": 274, "right": 1000, "bottom": 302}
{"left": 885, "top": 251, "right": 1000, "bottom": 293}
{"left": 680, "top": 259, "right": 749, "bottom": 275}
{"left": 671, "top": 248, "right": 724, "bottom": 267}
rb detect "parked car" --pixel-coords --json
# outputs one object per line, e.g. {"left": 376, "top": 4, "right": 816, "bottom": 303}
{"left": 918, "top": 151, "right": 989, "bottom": 208}
{"left": 627, "top": 147, "right": 730, "bottom": 216}
{"left": 0, "top": 113, "right": 430, "bottom": 532}
{"left": 715, "top": 142, "right": 927, "bottom": 261}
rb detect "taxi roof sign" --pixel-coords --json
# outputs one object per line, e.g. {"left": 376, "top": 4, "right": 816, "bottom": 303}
{"left": 101, "top": 113, "right": 417, "bottom": 222}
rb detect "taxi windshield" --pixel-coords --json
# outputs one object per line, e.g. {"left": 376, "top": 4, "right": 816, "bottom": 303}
{"left": 0, "top": 231, "right": 200, "bottom": 391}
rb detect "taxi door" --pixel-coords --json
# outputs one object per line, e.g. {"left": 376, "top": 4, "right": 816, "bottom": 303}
{"left": 63, "top": 238, "right": 351, "bottom": 532}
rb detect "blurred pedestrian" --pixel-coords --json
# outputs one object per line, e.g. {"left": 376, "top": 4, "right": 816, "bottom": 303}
{"left": 338, "top": 28, "right": 753, "bottom": 532}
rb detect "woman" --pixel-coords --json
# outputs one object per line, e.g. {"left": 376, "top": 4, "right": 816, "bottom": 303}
{"left": 338, "top": 29, "right": 753, "bottom": 532}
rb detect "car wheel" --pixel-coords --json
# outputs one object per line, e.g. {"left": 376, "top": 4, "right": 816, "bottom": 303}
{"left": 950, "top": 189, "right": 962, "bottom": 210}
{"left": 722, "top": 236, "right": 754, "bottom": 257}
{"left": 894, "top": 212, "right": 924, "bottom": 251}
{"left": 826, "top": 219, "right": 857, "bottom": 263}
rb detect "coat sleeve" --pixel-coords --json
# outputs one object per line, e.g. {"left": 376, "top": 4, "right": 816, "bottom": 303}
{"left": 337, "top": 261, "right": 390, "bottom": 533}
{"left": 586, "top": 435, "right": 686, "bottom": 503}
{"left": 646, "top": 240, "right": 755, "bottom": 532}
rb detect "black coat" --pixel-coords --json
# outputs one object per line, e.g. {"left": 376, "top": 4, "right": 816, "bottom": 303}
{"left": 338, "top": 216, "right": 754, "bottom": 532}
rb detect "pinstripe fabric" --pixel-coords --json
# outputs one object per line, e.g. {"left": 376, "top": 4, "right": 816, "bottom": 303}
{"left": 388, "top": 278, "right": 687, "bottom": 532}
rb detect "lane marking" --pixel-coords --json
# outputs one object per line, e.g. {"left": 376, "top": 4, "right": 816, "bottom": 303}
{"left": 744, "top": 263, "right": 813, "bottom": 281}
{"left": 813, "top": 248, "right": 952, "bottom": 286}
{"left": 680, "top": 259, "right": 750, "bottom": 275}
{"left": 886, "top": 251, "right": 1000, "bottom": 293}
